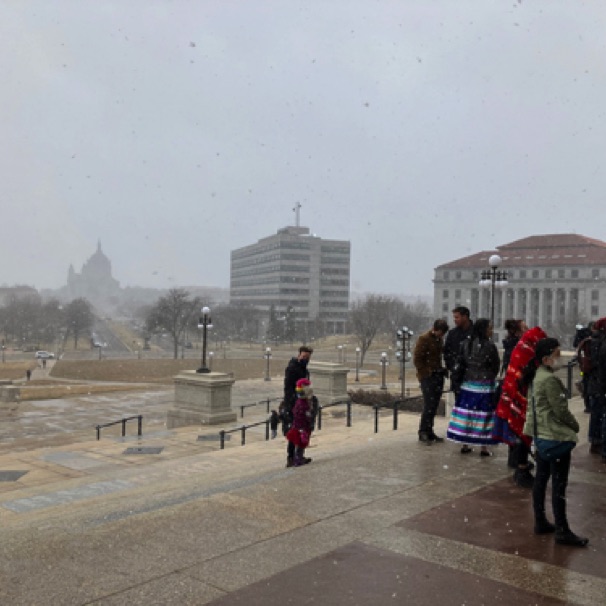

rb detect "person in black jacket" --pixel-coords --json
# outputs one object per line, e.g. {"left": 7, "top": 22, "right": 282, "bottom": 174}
{"left": 586, "top": 318, "right": 606, "bottom": 459}
{"left": 283, "top": 345, "right": 313, "bottom": 467}
{"left": 446, "top": 318, "right": 500, "bottom": 456}
{"left": 443, "top": 306, "right": 473, "bottom": 392}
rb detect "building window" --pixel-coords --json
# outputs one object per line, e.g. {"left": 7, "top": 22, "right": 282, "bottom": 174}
{"left": 558, "top": 269, "right": 565, "bottom": 279}
{"left": 592, "top": 305, "right": 599, "bottom": 317}
{"left": 592, "top": 269, "right": 600, "bottom": 279}
{"left": 472, "top": 271, "right": 479, "bottom": 280}
{"left": 442, "top": 302, "right": 449, "bottom": 312}
{"left": 532, "top": 270, "right": 539, "bottom": 279}
{"left": 520, "top": 270, "right": 526, "bottom": 278}
{"left": 571, "top": 269, "right": 579, "bottom": 278}
{"left": 443, "top": 271, "right": 450, "bottom": 280}
{"left": 592, "top": 290, "right": 599, "bottom": 301}
{"left": 455, "top": 289, "right": 461, "bottom": 300}
{"left": 546, "top": 269, "right": 552, "bottom": 279}
{"left": 455, "top": 271, "right": 462, "bottom": 279}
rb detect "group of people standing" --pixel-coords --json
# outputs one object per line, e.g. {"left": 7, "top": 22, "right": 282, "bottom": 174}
{"left": 414, "top": 306, "right": 591, "bottom": 548}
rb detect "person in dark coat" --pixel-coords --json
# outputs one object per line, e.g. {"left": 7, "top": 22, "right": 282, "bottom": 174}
{"left": 446, "top": 318, "right": 500, "bottom": 456}
{"left": 586, "top": 317, "right": 606, "bottom": 459}
{"left": 443, "top": 306, "right": 473, "bottom": 392}
{"left": 283, "top": 345, "right": 313, "bottom": 467}
{"left": 501, "top": 319, "right": 527, "bottom": 376}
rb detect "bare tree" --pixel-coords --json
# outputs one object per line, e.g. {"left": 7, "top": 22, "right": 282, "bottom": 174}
{"left": 349, "top": 294, "right": 394, "bottom": 366}
{"left": 64, "top": 298, "right": 94, "bottom": 349}
{"left": 145, "top": 289, "right": 201, "bottom": 359}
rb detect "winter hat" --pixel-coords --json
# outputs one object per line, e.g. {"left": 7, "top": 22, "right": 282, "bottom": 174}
{"left": 594, "top": 317, "right": 606, "bottom": 332}
{"left": 535, "top": 338, "right": 560, "bottom": 363}
{"left": 295, "top": 378, "right": 313, "bottom": 398}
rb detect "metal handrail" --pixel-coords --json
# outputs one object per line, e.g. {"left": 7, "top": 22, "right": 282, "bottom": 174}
{"left": 316, "top": 399, "right": 351, "bottom": 430}
{"left": 219, "top": 418, "right": 271, "bottom": 449}
{"left": 219, "top": 398, "right": 353, "bottom": 449}
{"left": 96, "top": 415, "right": 142, "bottom": 440}
{"left": 565, "top": 358, "right": 577, "bottom": 399}
{"left": 239, "top": 396, "right": 283, "bottom": 418}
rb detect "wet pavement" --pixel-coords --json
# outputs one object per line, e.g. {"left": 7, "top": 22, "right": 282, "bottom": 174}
{"left": 0, "top": 383, "right": 605, "bottom": 605}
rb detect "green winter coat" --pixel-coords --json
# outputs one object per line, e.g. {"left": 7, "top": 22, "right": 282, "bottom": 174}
{"left": 523, "top": 365, "right": 579, "bottom": 442}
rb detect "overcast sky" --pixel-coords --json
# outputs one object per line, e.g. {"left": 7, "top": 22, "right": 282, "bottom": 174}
{"left": 2, "top": 1, "right": 605, "bottom": 297}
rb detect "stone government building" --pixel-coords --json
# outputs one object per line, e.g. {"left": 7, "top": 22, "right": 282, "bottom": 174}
{"left": 434, "top": 234, "right": 606, "bottom": 341}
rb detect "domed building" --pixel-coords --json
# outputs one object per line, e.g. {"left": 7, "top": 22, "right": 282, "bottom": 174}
{"left": 65, "top": 241, "right": 121, "bottom": 309}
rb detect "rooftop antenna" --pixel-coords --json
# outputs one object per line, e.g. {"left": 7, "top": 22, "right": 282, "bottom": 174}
{"left": 292, "top": 202, "right": 302, "bottom": 227}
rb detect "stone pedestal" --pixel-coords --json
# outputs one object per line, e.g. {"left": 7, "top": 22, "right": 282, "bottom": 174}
{"left": 308, "top": 361, "right": 349, "bottom": 404}
{"left": 0, "top": 385, "right": 19, "bottom": 403}
{"left": 167, "top": 371, "right": 237, "bottom": 428}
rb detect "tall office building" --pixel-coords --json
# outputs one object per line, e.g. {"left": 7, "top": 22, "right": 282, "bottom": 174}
{"left": 434, "top": 234, "right": 606, "bottom": 339}
{"left": 230, "top": 225, "right": 351, "bottom": 336}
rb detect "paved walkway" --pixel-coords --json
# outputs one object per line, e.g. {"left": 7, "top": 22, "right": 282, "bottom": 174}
{"left": 0, "top": 382, "right": 604, "bottom": 605}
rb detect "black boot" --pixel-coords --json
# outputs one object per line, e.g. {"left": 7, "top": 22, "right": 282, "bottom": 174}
{"left": 555, "top": 527, "right": 589, "bottom": 547}
{"left": 514, "top": 467, "right": 534, "bottom": 489}
{"left": 534, "top": 518, "right": 556, "bottom": 535}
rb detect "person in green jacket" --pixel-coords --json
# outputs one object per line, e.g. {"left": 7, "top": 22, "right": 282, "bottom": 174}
{"left": 522, "top": 338, "right": 588, "bottom": 547}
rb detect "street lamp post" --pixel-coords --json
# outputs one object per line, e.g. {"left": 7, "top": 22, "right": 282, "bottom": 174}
{"left": 479, "top": 254, "right": 509, "bottom": 333}
{"left": 337, "top": 344, "right": 343, "bottom": 363}
{"left": 264, "top": 347, "right": 272, "bottom": 381}
{"left": 208, "top": 351, "right": 214, "bottom": 371}
{"left": 196, "top": 306, "right": 213, "bottom": 373}
{"left": 380, "top": 351, "right": 388, "bottom": 390}
{"left": 355, "top": 347, "right": 361, "bottom": 382}
{"left": 395, "top": 327, "right": 414, "bottom": 400}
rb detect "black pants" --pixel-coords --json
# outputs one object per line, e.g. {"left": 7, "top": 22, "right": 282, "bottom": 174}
{"left": 281, "top": 411, "right": 295, "bottom": 460}
{"left": 510, "top": 438, "right": 531, "bottom": 467}
{"left": 533, "top": 450, "right": 572, "bottom": 529}
{"left": 419, "top": 372, "right": 445, "bottom": 435}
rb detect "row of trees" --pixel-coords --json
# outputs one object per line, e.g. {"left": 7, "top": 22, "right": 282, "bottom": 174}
{"left": 0, "top": 296, "right": 94, "bottom": 350}
{"left": 143, "top": 289, "right": 431, "bottom": 362}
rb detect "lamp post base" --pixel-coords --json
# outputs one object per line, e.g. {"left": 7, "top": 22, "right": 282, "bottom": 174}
{"left": 196, "top": 367, "right": 211, "bottom": 374}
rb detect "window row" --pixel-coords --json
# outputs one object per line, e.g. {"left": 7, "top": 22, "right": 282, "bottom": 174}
{"left": 442, "top": 268, "right": 601, "bottom": 280}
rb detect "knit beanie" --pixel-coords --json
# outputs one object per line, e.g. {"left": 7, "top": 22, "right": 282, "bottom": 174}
{"left": 295, "top": 378, "right": 313, "bottom": 399}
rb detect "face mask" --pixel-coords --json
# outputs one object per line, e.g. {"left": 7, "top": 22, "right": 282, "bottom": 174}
{"left": 547, "top": 356, "right": 562, "bottom": 371}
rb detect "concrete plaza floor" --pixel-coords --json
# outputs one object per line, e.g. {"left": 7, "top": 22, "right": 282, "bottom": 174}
{"left": 0, "top": 381, "right": 605, "bottom": 605}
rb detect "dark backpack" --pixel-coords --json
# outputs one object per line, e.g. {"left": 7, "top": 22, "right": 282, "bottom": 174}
{"left": 578, "top": 337, "right": 592, "bottom": 374}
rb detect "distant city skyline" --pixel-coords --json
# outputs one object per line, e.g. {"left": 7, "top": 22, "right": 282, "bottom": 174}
{"left": 3, "top": 2, "right": 606, "bottom": 296}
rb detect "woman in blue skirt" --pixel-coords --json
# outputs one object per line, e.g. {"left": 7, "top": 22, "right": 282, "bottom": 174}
{"left": 447, "top": 318, "right": 500, "bottom": 456}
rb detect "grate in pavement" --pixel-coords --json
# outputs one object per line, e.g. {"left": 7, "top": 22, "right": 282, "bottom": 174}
{"left": 123, "top": 447, "right": 164, "bottom": 455}
{"left": 0, "top": 470, "right": 29, "bottom": 482}
{"left": 197, "top": 434, "right": 231, "bottom": 442}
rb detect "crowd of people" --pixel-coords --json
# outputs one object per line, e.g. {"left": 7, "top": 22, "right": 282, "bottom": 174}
{"left": 413, "top": 305, "right": 600, "bottom": 548}
{"left": 277, "top": 307, "right": 600, "bottom": 548}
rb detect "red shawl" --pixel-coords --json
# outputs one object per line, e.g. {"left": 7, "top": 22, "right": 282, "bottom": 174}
{"left": 495, "top": 326, "right": 547, "bottom": 445}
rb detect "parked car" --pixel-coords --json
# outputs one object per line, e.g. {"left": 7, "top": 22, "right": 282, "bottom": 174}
{"left": 35, "top": 351, "right": 55, "bottom": 359}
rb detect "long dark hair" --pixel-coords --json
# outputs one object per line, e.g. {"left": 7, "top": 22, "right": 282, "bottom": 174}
{"left": 521, "top": 337, "right": 560, "bottom": 387}
{"left": 504, "top": 319, "right": 520, "bottom": 338}
{"left": 471, "top": 318, "right": 491, "bottom": 342}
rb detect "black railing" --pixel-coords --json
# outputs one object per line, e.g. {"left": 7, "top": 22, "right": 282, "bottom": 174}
{"left": 96, "top": 415, "right": 142, "bottom": 440}
{"left": 218, "top": 398, "right": 353, "bottom": 449}
{"left": 239, "top": 396, "right": 282, "bottom": 419}
{"left": 372, "top": 401, "right": 403, "bottom": 433}
{"left": 220, "top": 418, "right": 271, "bottom": 449}
{"left": 316, "top": 399, "right": 352, "bottom": 430}
{"left": 566, "top": 358, "right": 577, "bottom": 399}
